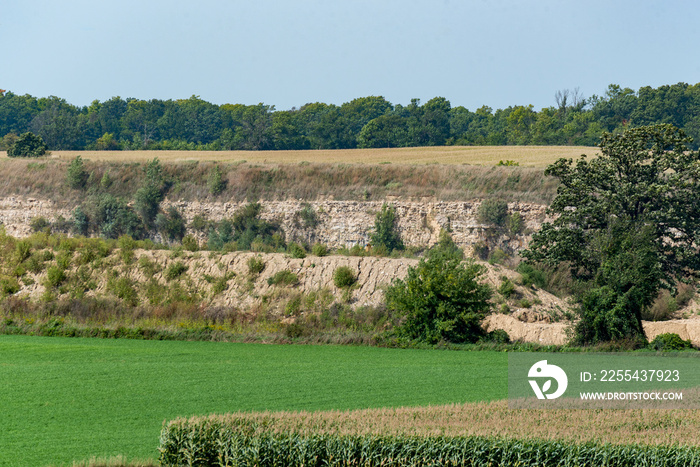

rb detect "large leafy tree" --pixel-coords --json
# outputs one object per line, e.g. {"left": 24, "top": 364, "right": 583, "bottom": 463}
{"left": 524, "top": 124, "right": 700, "bottom": 344}
{"left": 7, "top": 132, "right": 48, "bottom": 157}
{"left": 386, "top": 252, "right": 492, "bottom": 344}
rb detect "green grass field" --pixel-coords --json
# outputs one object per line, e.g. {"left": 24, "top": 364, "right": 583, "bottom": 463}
{"left": 0, "top": 335, "right": 506, "bottom": 466}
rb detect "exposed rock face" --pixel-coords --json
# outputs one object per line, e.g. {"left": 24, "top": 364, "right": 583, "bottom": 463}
{"left": 7, "top": 195, "right": 700, "bottom": 347}
{"left": 0, "top": 196, "right": 552, "bottom": 252}
{"left": 0, "top": 197, "right": 72, "bottom": 237}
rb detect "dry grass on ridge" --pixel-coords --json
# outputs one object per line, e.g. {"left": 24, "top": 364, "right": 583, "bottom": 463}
{"left": 183, "top": 400, "right": 700, "bottom": 447}
{"left": 2, "top": 145, "right": 597, "bottom": 167}
{"left": 0, "top": 154, "right": 561, "bottom": 205}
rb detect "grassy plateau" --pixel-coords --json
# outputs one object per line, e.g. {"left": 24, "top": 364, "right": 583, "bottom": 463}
{"left": 2, "top": 145, "right": 597, "bottom": 167}
{"left": 0, "top": 335, "right": 506, "bottom": 466}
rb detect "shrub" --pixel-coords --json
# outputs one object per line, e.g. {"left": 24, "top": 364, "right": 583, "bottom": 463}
{"left": 294, "top": 203, "right": 319, "bottom": 229}
{"left": 247, "top": 256, "right": 265, "bottom": 275}
{"left": 287, "top": 242, "right": 306, "bottom": 259}
{"left": 516, "top": 262, "right": 547, "bottom": 289}
{"left": 485, "top": 329, "right": 511, "bottom": 343}
{"left": 117, "top": 234, "right": 137, "bottom": 264}
{"left": 284, "top": 294, "right": 302, "bottom": 316}
{"left": 675, "top": 282, "right": 695, "bottom": 308}
{"left": 0, "top": 132, "right": 18, "bottom": 151}
{"left": 156, "top": 207, "right": 187, "bottom": 243}
{"left": 311, "top": 243, "right": 329, "bottom": 257}
{"left": 15, "top": 240, "right": 32, "bottom": 263}
{"left": 571, "top": 285, "right": 647, "bottom": 347}
{"left": 231, "top": 203, "right": 285, "bottom": 251}
{"left": 210, "top": 272, "right": 235, "bottom": 296}
{"left": 0, "top": 276, "right": 20, "bottom": 297}
{"left": 45, "top": 266, "right": 66, "bottom": 288}
{"left": 164, "top": 261, "right": 188, "bottom": 281}
{"left": 51, "top": 215, "right": 72, "bottom": 234}
{"left": 472, "top": 241, "right": 489, "bottom": 260}
{"left": 426, "top": 229, "right": 463, "bottom": 261}
{"left": 207, "top": 165, "right": 227, "bottom": 196}
{"left": 507, "top": 212, "right": 525, "bottom": 236}
{"left": 191, "top": 214, "right": 208, "bottom": 232}
{"left": 477, "top": 198, "right": 509, "bottom": 227}
{"left": 370, "top": 203, "right": 404, "bottom": 252}
{"left": 267, "top": 270, "right": 298, "bottom": 287}
{"left": 182, "top": 235, "right": 199, "bottom": 252}
{"left": 106, "top": 276, "right": 139, "bottom": 306}
{"left": 72, "top": 207, "right": 90, "bottom": 236}
{"left": 488, "top": 248, "right": 508, "bottom": 265}
{"left": 497, "top": 277, "right": 515, "bottom": 298}
{"left": 643, "top": 289, "right": 677, "bottom": 321}
{"left": 66, "top": 155, "right": 89, "bottom": 190}
{"left": 333, "top": 266, "right": 357, "bottom": 288}
{"left": 385, "top": 254, "right": 492, "bottom": 344}
{"left": 30, "top": 217, "right": 50, "bottom": 233}
{"left": 91, "top": 194, "right": 145, "bottom": 240}
{"left": 208, "top": 219, "right": 234, "bottom": 251}
{"left": 134, "top": 183, "right": 163, "bottom": 228}
{"left": 649, "top": 333, "right": 693, "bottom": 351}
{"left": 7, "top": 132, "right": 48, "bottom": 157}
{"left": 100, "top": 170, "right": 113, "bottom": 190}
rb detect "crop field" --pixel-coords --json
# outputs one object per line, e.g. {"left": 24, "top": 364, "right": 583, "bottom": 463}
{"left": 0, "top": 335, "right": 506, "bottom": 466}
{"left": 1, "top": 145, "right": 597, "bottom": 167}
{"left": 205, "top": 399, "right": 700, "bottom": 447}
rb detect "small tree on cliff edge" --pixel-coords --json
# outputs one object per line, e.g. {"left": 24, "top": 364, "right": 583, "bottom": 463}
{"left": 371, "top": 203, "right": 404, "bottom": 253}
{"left": 523, "top": 124, "right": 700, "bottom": 346}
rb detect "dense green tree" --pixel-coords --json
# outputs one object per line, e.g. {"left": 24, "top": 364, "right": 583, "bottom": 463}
{"left": 370, "top": 203, "right": 404, "bottom": 252}
{"left": 505, "top": 105, "right": 536, "bottom": 144}
{"left": 123, "top": 99, "right": 166, "bottom": 148}
{"left": 134, "top": 158, "right": 167, "bottom": 228}
{"left": 235, "top": 104, "right": 274, "bottom": 150}
{"left": 357, "top": 114, "right": 409, "bottom": 148}
{"left": 91, "top": 194, "right": 144, "bottom": 239}
{"left": 419, "top": 97, "right": 452, "bottom": 146}
{"left": 66, "top": 156, "right": 89, "bottom": 189}
{"left": 230, "top": 202, "right": 284, "bottom": 250}
{"left": 7, "top": 132, "right": 48, "bottom": 157}
{"left": 2, "top": 83, "right": 700, "bottom": 151}
{"left": 0, "top": 92, "right": 41, "bottom": 136}
{"left": 524, "top": 124, "right": 700, "bottom": 344}
{"left": 447, "top": 106, "right": 475, "bottom": 144}
{"left": 271, "top": 110, "right": 309, "bottom": 150}
{"left": 30, "top": 101, "right": 85, "bottom": 149}
{"left": 297, "top": 102, "right": 350, "bottom": 149}
{"left": 156, "top": 206, "right": 187, "bottom": 243}
{"left": 340, "top": 95, "right": 392, "bottom": 145}
{"left": 385, "top": 253, "right": 492, "bottom": 344}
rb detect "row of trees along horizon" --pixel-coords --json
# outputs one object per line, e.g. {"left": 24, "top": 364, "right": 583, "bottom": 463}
{"left": 1, "top": 82, "right": 700, "bottom": 151}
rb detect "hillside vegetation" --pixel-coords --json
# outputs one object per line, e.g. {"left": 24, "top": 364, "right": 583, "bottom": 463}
{"left": 0, "top": 155, "right": 560, "bottom": 206}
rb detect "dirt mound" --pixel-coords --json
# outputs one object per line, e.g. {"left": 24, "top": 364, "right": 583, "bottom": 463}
{"left": 483, "top": 314, "right": 568, "bottom": 345}
{"left": 484, "top": 314, "right": 700, "bottom": 347}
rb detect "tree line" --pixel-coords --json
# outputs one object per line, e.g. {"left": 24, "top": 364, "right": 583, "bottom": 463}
{"left": 1, "top": 82, "right": 700, "bottom": 151}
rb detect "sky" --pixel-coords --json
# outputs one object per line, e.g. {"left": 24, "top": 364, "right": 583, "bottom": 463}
{"left": 2, "top": 0, "right": 700, "bottom": 111}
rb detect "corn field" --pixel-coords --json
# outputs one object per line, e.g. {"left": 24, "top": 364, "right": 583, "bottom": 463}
{"left": 159, "top": 418, "right": 700, "bottom": 466}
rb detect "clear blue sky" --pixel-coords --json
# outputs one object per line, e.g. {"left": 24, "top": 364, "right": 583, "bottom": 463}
{"left": 3, "top": 0, "right": 699, "bottom": 111}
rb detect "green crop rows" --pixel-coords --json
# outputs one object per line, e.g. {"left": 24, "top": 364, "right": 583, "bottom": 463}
{"left": 0, "top": 335, "right": 506, "bottom": 466}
